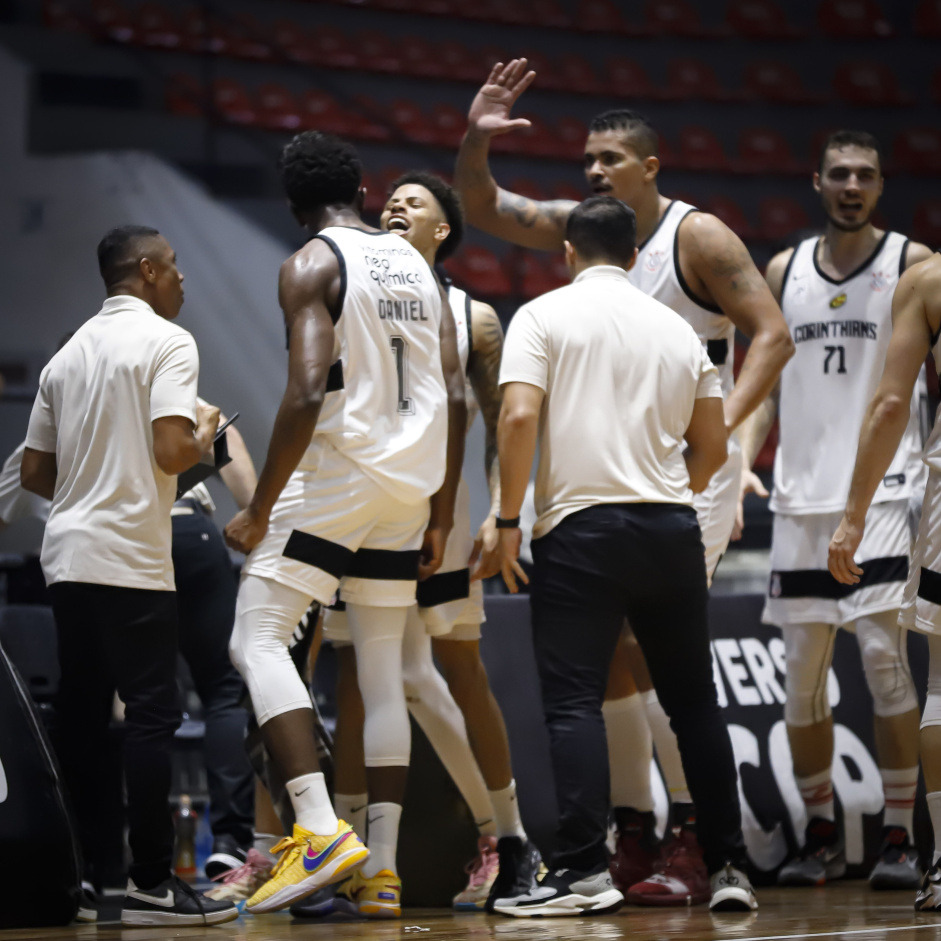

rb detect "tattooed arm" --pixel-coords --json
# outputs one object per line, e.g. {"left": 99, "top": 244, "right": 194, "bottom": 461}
{"left": 455, "top": 59, "right": 574, "bottom": 250}
{"left": 679, "top": 212, "right": 794, "bottom": 434}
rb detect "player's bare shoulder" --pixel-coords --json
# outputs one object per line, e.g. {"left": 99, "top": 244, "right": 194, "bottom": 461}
{"left": 903, "top": 250, "right": 941, "bottom": 311}
{"left": 278, "top": 239, "right": 341, "bottom": 319}
{"left": 904, "top": 241, "right": 934, "bottom": 271}
{"left": 470, "top": 300, "right": 504, "bottom": 356}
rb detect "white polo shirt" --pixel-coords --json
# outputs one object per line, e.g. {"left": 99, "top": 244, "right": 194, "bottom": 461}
{"left": 500, "top": 265, "right": 722, "bottom": 539}
{"left": 25, "top": 295, "right": 199, "bottom": 591}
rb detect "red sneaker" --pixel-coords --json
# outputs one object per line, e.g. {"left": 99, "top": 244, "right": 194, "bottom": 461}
{"left": 626, "top": 827, "right": 710, "bottom": 907}
{"left": 609, "top": 809, "right": 660, "bottom": 894}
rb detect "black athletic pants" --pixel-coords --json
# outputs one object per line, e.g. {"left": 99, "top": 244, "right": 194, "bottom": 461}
{"left": 172, "top": 504, "right": 254, "bottom": 850}
{"left": 530, "top": 502, "right": 746, "bottom": 875}
{"left": 49, "top": 581, "right": 181, "bottom": 889}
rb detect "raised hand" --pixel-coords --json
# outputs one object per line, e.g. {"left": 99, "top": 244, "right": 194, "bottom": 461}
{"left": 467, "top": 58, "right": 537, "bottom": 137}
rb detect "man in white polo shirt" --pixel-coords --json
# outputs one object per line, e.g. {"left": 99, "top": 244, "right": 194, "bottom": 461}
{"left": 482, "top": 196, "right": 755, "bottom": 916}
{"left": 21, "top": 225, "right": 236, "bottom": 928}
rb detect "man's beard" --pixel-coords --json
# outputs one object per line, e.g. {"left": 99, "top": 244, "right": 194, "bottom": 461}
{"left": 822, "top": 198, "right": 874, "bottom": 233}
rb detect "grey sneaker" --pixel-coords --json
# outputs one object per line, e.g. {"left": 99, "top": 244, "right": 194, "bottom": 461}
{"left": 915, "top": 863, "right": 941, "bottom": 911}
{"left": 493, "top": 867, "right": 624, "bottom": 918}
{"left": 709, "top": 864, "right": 758, "bottom": 911}
{"left": 869, "top": 827, "right": 922, "bottom": 890}
{"left": 290, "top": 884, "right": 340, "bottom": 918}
{"left": 778, "top": 818, "right": 845, "bottom": 886}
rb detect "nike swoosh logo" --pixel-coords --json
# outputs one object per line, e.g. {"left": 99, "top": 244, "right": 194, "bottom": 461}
{"left": 367, "top": 816, "right": 383, "bottom": 827}
{"left": 128, "top": 889, "right": 175, "bottom": 908}
{"left": 294, "top": 787, "right": 310, "bottom": 797}
{"left": 350, "top": 804, "right": 366, "bottom": 814}
{"left": 303, "top": 831, "right": 352, "bottom": 872}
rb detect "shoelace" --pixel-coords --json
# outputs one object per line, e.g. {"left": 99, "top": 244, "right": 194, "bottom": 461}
{"left": 210, "top": 848, "right": 272, "bottom": 885}
{"left": 464, "top": 846, "right": 499, "bottom": 888}
{"left": 268, "top": 834, "right": 306, "bottom": 878}
{"left": 172, "top": 876, "right": 207, "bottom": 924}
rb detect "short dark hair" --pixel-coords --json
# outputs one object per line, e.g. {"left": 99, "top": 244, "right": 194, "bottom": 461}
{"left": 566, "top": 196, "right": 637, "bottom": 264}
{"left": 278, "top": 131, "right": 362, "bottom": 213}
{"left": 818, "top": 130, "right": 883, "bottom": 174}
{"left": 388, "top": 170, "right": 464, "bottom": 261}
{"left": 96, "top": 225, "right": 161, "bottom": 288}
{"left": 589, "top": 109, "right": 659, "bottom": 159}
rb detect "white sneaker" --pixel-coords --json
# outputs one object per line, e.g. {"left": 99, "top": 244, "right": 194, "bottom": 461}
{"left": 453, "top": 836, "right": 500, "bottom": 910}
{"left": 709, "top": 864, "right": 757, "bottom": 911}
{"left": 204, "top": 848, "right": 273, "bottom": 902}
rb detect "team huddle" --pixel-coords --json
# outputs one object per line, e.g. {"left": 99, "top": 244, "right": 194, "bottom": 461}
{"left": 21, "top": 56, "right": 941, "bottom": 925}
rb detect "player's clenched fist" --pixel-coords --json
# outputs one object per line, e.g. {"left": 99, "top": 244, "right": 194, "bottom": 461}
{"left": 828, "top": 516, "right": 865, "bottom": 585}
{"left": 225, "top": 506, "right": 269, "bottom": 555}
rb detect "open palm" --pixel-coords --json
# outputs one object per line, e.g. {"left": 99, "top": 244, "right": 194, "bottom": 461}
{"left": 468, "top": 58, "right": 537, "bottom": 136}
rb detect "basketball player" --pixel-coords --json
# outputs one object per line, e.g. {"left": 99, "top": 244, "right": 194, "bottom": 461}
{"left": 456, "top": 58, "right": 794, "bottom": 906}
{"left": 318, "top": 172, "right": 540, "bottom": 915}
{"left": 737, "top": 130, "right": 932, "bottom": 889}
{"left": 829, "top": 253, "right": 941, "bottom": 911}
{"left": 222, "top": 131, "right": 467, "bottom": 915}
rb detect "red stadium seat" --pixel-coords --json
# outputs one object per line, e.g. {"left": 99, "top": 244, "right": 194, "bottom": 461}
{"left": 438, "top": 41, "right": 479, "bottom": 83}
{"left": 91, "top": 0, "right": 136, "bottom": 43}
{"left": 556, "top": 116, "right": 589, "bottom": 161}
{"left": 43, "top": 0, "right": 91, "bottom": 35}
{"left": 256, "top": 83, "right": 302, "bottom": 131}
{"left": 390, "top": 99, "right": 438, "bottom": 145}
{"left": 605, "top": 58, "right": 658, "bottom": 100}
{"left": 518, "top": 50, "right": 559, "bottom": 90}
{"left": 665, "top": 58, "right": 743, "bottom": 102}
{"left": 677, "top": 126, "right": 730, "bottom": 171}
{"left": 179, "top": 8, "right": 227, "bottom": 55}
{"left": 577, "top": 0, "right": 631, "bottom": 33}
{"left": 492, "top": 115, "right": 559, "bottom": 158}
{"left": 833, "top": 62, "right": 909, "bottom": 106}
{"left": 226, "top": 14, "right": 272, "bottom": 61}
{"left": 399, "top": 35, "right": 442, "bottom": 79}
{"left": 558, "top": 54, "right": 602, "bottom": 96}
{"left": 913, "top": 201, "right": 941, "bottom": 246}
{"left": 356, "top": 30, "right": 402, "bottom": 74}
{"left": 529, "top": 0, "right": 572, "bottom": 28}
{"left": 300, "top": 89, "right": 356, "bottom": 136}
{"left": 645, "top": 0, "right": 725, "bottom": 36}
{"left": 893, "top": 128, "right": 941, "bottom": 175}
{"left": 271, "top": 19, "right": 315, "bottom": 65}
{"left": 310, "top": 26, "right": 359, "bottom": 70}
{"left": 429, "top": 103, "right": 466, "bottom": 149}
{"left": 735, "top": 127, "right": 803, "bottom": 174}
{"left": 350, "top": 95, "right": 393, "bottom": 142}
{"left": 136, "top": 4, "right": 181, "bottom": 49}
{"left": 744, "top": 60, "right": 827, "bottom": 104}
{"left": 818, "top": 0, "right": 893, "bottom": 37}
{"left": 726, "top": 0, "right": 805, "bottom": 38}
{"left": 165, "top": 72, "right": 204, "bottom": 117}
{"left": 519, "top": 253, "right": 565, "bottom": 298}
{"left": 704, "top": 196, "right": 756, "bottom": 240}
{"left": 759, "top": 197, "right": 811, "bottom": 241}
{"left": 914, "top": 0, "right": 941, "bottom": 37}
{"left": 551, "top": 180, "right": 586, "bottom": 202}
{"left": 212, "top": 78, "right": 257, "bottom": 125}
{"left": 451, "top": 246, "right": 514, "bottom": 297}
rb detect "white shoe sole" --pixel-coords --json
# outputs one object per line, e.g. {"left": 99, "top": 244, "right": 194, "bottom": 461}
{"left": 75, "top": 908, "right": 97, "bottom": 923}
{"left": 495, "top": 888, "right": 624, "bottom": 918}
{"left": 710, "top": 887, "right": 758, "bottom": 912}
{"left": 246, "top": 847, "right": 368, "bottom": 914}
{"left": 121, "top": 906, "right": 239, "bottom": 927}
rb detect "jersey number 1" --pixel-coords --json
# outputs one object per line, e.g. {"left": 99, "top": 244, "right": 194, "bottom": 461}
{"left": 390, "top": 336, "right": 414, "bottom": 415}
{"left": 824, "top": 345, "right": 847, "bottom": 375}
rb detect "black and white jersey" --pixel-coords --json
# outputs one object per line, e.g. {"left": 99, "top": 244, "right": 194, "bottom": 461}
{"left": 313, "top": 226, "right": 447, "bottom": 505}
{"left": 771, "top": 232, "right": 926, "bottom": 514}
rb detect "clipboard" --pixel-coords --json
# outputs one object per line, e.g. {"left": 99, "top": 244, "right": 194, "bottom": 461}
{"left": 176, "top": 411, "right": 239, "bottom": 499}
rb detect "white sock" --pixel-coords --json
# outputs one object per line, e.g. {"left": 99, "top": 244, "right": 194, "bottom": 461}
{"left": 928, "top": 792, "right": 941, "bottom": 866}
{"left": 361, "top": 802, "right": 402, "bottom": 877}
{"left": 286, "top": 772, "right": 338, "bottom": 836}
{"left": 881, "top": 767, "right": 918, "bottom": 838}
{"left": 253, "top": 832, "right": 281, "bottom": 856}
{"left": 643, "top": 689, "right": 691, "bottom": 804}
{"left": 334, "top": 792, "right": 369, "bottom": 839}
{"left": 796, "top": 767, "right": 835, "bottom": 822}
{"left": 604, "top": 693, "right": 654, "bottom": 812}
{"left": 489, "top": 779, "right": 526, "bottom": 840}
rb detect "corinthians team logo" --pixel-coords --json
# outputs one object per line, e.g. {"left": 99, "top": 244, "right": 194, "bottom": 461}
{"left": 644, "top": 250, "right": 666, "bottom": 273}
{"left": 870, "top": 270, "right": 888, "bottom": 292}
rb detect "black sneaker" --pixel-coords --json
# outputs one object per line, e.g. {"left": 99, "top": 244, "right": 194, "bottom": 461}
{"left": 75, "top": 884, "right": 98, "bottom": 924}
{"left": 290, "top": 884, "right": 339, "bottom": 918}
{"left": 777, "top": 817, "right": 845, "bottom": 886}
{"left": 121, "top": 875, "right": 239, "bottom": 927}
{"left": 485, "top": 837, "right": 543, "bottom": 914}
{"left": 493, "top": 867, "right": 624, "bottom": 918}
{"left": 205, "top": 834, "right": 249, "bottom": 881}
{"left": 869, "top": 826, "right": 922, "bottom": 890}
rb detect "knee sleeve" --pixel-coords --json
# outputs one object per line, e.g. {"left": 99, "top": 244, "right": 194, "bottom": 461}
{"left": 783, "top": 623, "right": 836, "bottom": 727}
{"left": 856, "top": 611, "right": 919, "bottom": 718}
{"left": 229, "top": 575, "right": 313, "bottom": 726}
{"left": 923, "top": 636, "right": 941, "bottom": 729}
{"left": 348, "top": 603, "right": 410, "bottom": 768}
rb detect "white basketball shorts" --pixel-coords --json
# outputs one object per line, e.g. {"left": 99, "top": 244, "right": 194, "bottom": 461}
{"left": 901, "top": 468, "right": 941, "bottom": 637}
{"left": 243, "top": 438, "right": 429, "bottom": 608}
{"left": 323, "top": 477, "right": 485, "bottom": 644}
{"left": 763, "top": 499, "right": 911, "bottom": 627}
{"left": 694, "top": 445, "right": 743, "bottom": 585}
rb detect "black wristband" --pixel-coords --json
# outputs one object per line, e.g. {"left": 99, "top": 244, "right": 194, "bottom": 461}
{"left": 495, "top": 516, "right": 521, "bottom": 529}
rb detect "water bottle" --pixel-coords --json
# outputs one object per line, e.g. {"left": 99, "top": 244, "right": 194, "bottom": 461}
{"left": 174, "top": 794, "right": 198, "bottom": 883}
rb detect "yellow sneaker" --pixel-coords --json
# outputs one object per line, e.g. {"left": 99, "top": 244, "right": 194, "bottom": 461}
{"left": 344, "top": 869, "right": 402, "bottom": 919}
{"left": 245, "top": 820, "right": 368, "bottom": 914}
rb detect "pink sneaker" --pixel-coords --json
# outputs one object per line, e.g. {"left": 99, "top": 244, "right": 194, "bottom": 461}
{"left": 453, "top": 836, "right": 500, "bottom": 910}
{"left": 204, "top": 848, "right": 274, "bottom": 903}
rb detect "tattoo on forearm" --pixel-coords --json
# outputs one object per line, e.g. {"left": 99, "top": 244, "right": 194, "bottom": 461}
{"left": 497, "top": 192, "right": 573, "bottom": 231}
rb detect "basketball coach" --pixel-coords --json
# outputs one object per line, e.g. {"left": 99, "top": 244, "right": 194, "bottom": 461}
{"left": 484, "top": 196, "right": 756, "bottom": 917}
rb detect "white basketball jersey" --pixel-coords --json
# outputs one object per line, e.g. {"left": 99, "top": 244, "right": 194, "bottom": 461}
{"left": 771, "top": 231, "right": 925, "bottom": 514}
{"left": 447, "top": 284, "right": 481, "bottom": 431}
{"left": 628, "top": 200, "right": 737, "bottom": 403}
{"left": 312, "top": 226, "right": 447, "bottom": 505}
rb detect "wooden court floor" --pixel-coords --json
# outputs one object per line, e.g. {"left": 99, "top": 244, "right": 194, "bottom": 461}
{"left": 4, "top": 883, "right": 941, "bottom": 941}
